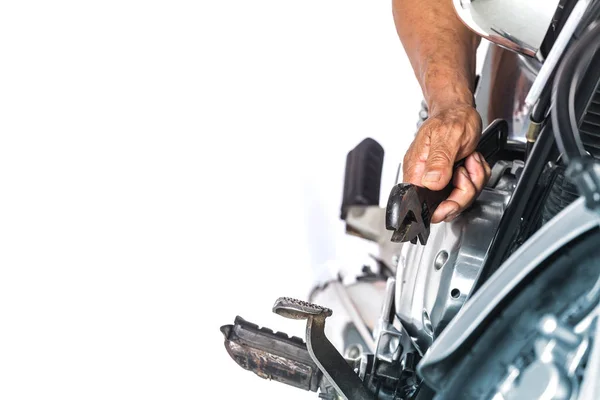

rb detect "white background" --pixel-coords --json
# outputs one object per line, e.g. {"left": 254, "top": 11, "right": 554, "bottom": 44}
{"left": 0, "top": 1, "right": 423, "bottom": 399}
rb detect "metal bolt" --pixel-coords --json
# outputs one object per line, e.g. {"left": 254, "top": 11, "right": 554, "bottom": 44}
{"left": 434, "top": 250, "right": 449, "bottom": 270}
{"left": 422, "top": 310, "right": 433, "bottom": 335}
{"left": 539, "top": 315, "right": 581, "bottom": 348}
{"left": 345, "top": 345, "right": 361, "bottom": 360}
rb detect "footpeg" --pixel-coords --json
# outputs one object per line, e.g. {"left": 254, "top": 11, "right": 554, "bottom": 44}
{"left": 221, "top": 316, "right": 322, "bottom": 392}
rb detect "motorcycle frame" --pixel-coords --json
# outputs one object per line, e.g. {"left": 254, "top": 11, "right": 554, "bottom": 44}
{"left": 418, "top": 9, "right": 600, "bottom": 393}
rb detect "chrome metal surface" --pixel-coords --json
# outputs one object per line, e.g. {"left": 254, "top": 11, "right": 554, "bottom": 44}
{"left": 332, "top": 281, "right": 377, "bottom": 353}
{"left": 418, "top": 197, "right": 600, "bottom": 388}
{"left": 524, "top": 0, "right": 593, "bottom": 108}
{"left": 488, "top": 160, "right": 523, "bottom": 187}
{"left": 394, "top": 172, "right": 516, "bottom": 352}
{"left": 540, "top": 315, "right": 581, "bottom": 348}
{"left": 575, "top": 284, "right": 600, "bottom": 399}
{"left": 455, "top": 285, "right": 598, "bottom": 399}
{"left": 309, "top": 278, "right": 386, "bottom": 356}
{"left": 368, "top": 278, "right": 421, "bottom": 400}
{"left": 485, "top": 305, "right": 597, "bottom": 399}
{"left": 476, "top": 45, "right": 539, "bottom": 143}
{"left": 453, "top": 0, "right": 561, "bottom": 57}
{"left": 373, "top": 278, "right": 402, "bottom": 364}
{"left": 580, "top": 311, "right": 600, "bottom": 398}
{"left": 510, "top": 361, "right": 571, "bottom": 400}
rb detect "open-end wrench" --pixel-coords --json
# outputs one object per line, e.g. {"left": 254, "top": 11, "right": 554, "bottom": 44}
{"left": 385, "top": 119, "right": 509, "bottom": 245}
{"left": 385, "top": 183, "right": 451, "bottom": 245}
{"left": 273, "top": 297, "right": 375, "bottom": 400}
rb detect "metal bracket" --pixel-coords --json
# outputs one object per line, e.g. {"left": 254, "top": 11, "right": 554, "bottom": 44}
{"left": 372, "top": 278, "right": 403, "bottom": 364}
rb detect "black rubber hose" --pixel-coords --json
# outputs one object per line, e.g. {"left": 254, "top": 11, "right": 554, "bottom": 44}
{"left": 525, "top": 141, "right": 533, "bottom": 161}
{"left": 551, "top": 21, "right": 600, "bottom": 164}
{"left": 533, "top": 0, "right": 600, "bottom": 124}
{"left": 574, "top": 0, "right": 600, "bottom": 38}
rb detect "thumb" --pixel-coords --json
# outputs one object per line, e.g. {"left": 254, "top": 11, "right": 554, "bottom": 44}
{"left": 421, "top": 140, "right": 457, "bottom": 190}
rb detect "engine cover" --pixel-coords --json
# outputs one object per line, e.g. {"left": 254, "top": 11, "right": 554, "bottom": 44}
{"left": 394, "top": 172, "right": 517, "bottom": 353}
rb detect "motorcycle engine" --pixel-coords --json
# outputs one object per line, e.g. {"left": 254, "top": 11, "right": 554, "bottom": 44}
{"left": 394, "top": 164, "right": 519, "bottom": 353}
{"left": 334, "top": 153, "right": 522, "bottom": 358}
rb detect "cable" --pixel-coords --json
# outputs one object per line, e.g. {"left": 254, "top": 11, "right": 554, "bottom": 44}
{"left": 531, "top": 82, "right": 553, "bottom": 123}
{"left": 525, "top": 88, "right": 550, "bottom": 161}
{"left": 527, "top": 6, "right": 600, "bottom": 162}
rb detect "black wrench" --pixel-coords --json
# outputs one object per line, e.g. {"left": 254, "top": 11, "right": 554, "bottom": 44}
{"left": 386, "top": 119, "right": 509, "bottom": 245}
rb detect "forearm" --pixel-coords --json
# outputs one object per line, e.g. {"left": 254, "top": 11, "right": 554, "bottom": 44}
{"left": 392, "top": 0, "right": 480, "bottom": 114}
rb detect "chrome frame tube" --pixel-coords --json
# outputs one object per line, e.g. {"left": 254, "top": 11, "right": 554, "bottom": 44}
{"left": 524, "top": 0, "right": 593, "bottom": 108}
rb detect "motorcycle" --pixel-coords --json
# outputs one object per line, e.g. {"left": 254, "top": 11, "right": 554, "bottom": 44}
{"left": 220, "top": 0, "right": 600, "bottom": 398}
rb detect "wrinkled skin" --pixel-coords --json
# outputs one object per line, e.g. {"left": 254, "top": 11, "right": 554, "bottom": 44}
{"left": 403, "top": 105, "right": 491, "bottom": 223}
{"left": 393, "top": 0, "right": 491, "bottom": 223}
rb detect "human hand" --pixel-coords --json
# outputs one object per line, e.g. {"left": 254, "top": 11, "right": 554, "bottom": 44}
{"left": 403, "top": 105, "right": 491, "bottom": 223}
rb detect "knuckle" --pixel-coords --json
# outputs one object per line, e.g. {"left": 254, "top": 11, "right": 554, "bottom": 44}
{"left": 451, "top": 120, "right": 463, "bottom": 133}
{"left": 429, "top": 148, "right": 453, "bottom": 166}
{"left": 476, "top": 159, "right": 488, "bottom": 176}
{"left": 418, "top": 119, "right": 437, "bottom": 134}
{"left": 484, "top": 165, "right": 492, "bottom": 179}
{"left": 464, "top": 136, "right": 479, "bottom": 152}
{"left": 465, "top": 179, "right": 477, "bottom": 195}
{"left": 483, "top": 159, "right": 492, "bottom": 171}
{"left": 459, "top": 169, "right": 477, "bottom": 196}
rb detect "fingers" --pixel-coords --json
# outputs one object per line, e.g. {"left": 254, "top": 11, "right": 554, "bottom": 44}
{"left": 464, "top": 152, "right": 491, "bottom": 193}
{"left": 401, "top": 105, "right": 486, "bottom": 224}
{"left": 430, "top": 152, "right": 492, "bottom": 223}
{"left": 431, "top": 199, "right": 461, "bottom": 224}
{"left": 431, "top": 167, "right": 476, "bottom": 223}
{"left": 421, "top": 126, "right": 460, "bottom": 191}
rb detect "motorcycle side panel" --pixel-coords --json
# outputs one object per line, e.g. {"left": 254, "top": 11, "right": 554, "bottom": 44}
{"left": 394, "top": 178, "right": 514, "bottom": 353}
